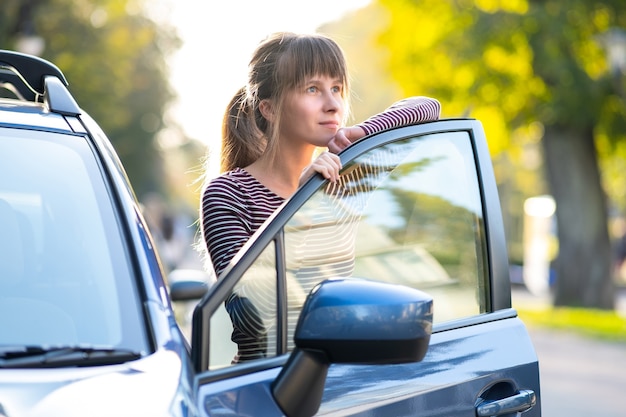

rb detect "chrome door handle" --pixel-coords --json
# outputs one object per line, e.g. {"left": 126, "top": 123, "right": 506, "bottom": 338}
{"left": 476, "top": 389, "right": 536, "bottom": 416}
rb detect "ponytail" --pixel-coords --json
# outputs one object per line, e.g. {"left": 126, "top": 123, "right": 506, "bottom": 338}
{"left": 220, "top": 87, "right": 266, "bottom": 173}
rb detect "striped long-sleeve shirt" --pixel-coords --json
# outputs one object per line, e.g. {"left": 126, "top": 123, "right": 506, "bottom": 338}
{"left": 201, "top": 96, "right": 441, "bottom": 278}
{"left": 356, "top": 96, "right": 442, "bottom": 136}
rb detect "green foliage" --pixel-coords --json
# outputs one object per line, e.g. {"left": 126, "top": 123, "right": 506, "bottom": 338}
{"left": 1, "top": 0, "right": 181, "bottom": 199}
{"left": 385, "top": 188, "right": 480, "bottom": 282}
{"left": 318, "top": 3, "right": 404, "bottom": 124}
{"left": 518, "top": 306, "right": 626, "bottom": 343}
{"left": 375, "top": 0, "right": 626, "bottom": 194}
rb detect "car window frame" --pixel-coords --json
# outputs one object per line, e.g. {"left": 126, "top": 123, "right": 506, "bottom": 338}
{"left": 192, "top": 118, "right": 513, "bottom": 375}
{"left": 79, "top": 114, "right": 171, "bottom": 352}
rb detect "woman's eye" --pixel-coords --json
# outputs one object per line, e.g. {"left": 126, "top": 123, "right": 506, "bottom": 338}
{"left": 306, "top": 86, "right": 318, "bottom": 93}
{"left": 332, "top": 86, "right": 342, "bottom": 94}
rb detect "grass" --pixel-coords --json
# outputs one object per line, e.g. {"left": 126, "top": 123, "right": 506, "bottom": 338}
{"left": 517, "top": 306, "right": 626, "bottom": 344}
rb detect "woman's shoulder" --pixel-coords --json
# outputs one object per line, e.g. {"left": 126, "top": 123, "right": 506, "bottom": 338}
{"left": 201, "top": 169, "right": 252, "bottom": 215}
{"left": 203, "top": 168, "right": 276, "bottom": 199}
{"left": 204, "top": 168, "right": 249, "bottom": 194}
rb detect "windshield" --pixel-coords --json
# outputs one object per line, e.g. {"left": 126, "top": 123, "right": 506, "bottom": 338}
{"left": 0, "top": 127, "right": 148, "bottom": 359}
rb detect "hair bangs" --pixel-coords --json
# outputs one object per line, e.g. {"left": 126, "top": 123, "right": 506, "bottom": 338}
{"left": 276, "top": 35, "right": 348, "bottom": 93}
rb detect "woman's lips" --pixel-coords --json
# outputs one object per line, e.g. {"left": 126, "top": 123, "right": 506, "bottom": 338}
{"left": 320, "top": 121, "right": 339, "bottom": 129}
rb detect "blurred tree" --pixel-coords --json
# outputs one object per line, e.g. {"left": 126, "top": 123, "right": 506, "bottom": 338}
{"left": 319, "top": 4, "right": 404, "bottom": 124}
{"left": 324, "top": 0, "right": 626, "bottom": 309}
{"left": 518, "top": 1, "right": 625, "bottom": 309}
{"left": 0, "top": 0, "right": 185, "bottom": 201}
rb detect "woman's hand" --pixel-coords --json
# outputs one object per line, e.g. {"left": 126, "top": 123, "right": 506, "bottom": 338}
{"left": 327, "top": 126, "right": 366, "bottom": 154}
{"left": 299, "top": 151, "right": 342, "bottom": 185}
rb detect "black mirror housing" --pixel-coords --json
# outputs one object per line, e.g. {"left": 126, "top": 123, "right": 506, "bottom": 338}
{"left": 295, "top": 277, "right": 433, "bottom": 364}
{"left": 272, "top": 278, "right": 433, "bottom": 417}
{"left": 168, "top": 269, "right": 212, "bottom": 301}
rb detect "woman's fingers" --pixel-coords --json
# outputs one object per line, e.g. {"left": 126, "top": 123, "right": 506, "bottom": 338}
{"left": 328, "top": 126, "right": 367, "bottom": 154}
{"left": 299, "top": 152, "right": 342, "bottom": 185}
{"left": 327, "top": 131, "right": 351, "bottom": 153}
{"left": 312, "top": 152, "right": 342, "bottom": 182}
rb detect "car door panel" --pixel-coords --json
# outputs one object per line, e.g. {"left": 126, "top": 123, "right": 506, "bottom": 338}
{"left": 194, "top": 120, "right": 541, "bottom": 416}
{"left": 317, "top": 316, "right": 539, "bottom": 416}
{"left": 197, "top": 316, "right": 539, "bottom": 416}
{"left": 199, "top": 367, "right": 283, "bottom": 417}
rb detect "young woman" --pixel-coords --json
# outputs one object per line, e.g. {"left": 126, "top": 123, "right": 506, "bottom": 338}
{"left": 201, "top": 32, "right": 440, "bottom": 277}
{"left": 199, "top": 32, "right": 440, "bottom": 362}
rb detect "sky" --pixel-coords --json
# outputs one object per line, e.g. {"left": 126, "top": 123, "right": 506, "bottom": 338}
{"left": 165, "top": 0, "right": 371, "bottom": 171}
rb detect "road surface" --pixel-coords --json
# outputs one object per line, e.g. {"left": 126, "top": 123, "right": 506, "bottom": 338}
{"left": 512, "top": 287, "right": 626, "bottom": 416}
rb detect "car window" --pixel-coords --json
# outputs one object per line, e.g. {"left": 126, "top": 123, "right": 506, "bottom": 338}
{"left": 207, "top": 130, "right": 489, "bottom": 367}
{"left": 209, "top": 242, "right": 277, "bottom": 368}
{"left": 0, "top": 127, "right": 148, "bottom": 353}
{"left": 283, "top": 131, "right": 487, "bottom": 345}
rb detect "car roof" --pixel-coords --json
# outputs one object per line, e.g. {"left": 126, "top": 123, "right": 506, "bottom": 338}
{"left": 0, "top": 99, "right": 74, "bottom": 133}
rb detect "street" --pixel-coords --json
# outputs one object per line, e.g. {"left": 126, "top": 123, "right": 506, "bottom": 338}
{"left": 512, "top": 287, "right": 626, "bottom": 416}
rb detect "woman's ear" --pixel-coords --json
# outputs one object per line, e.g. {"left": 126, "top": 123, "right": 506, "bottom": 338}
{"left": 259, "top": 99, "right": 275, "bottom": 122}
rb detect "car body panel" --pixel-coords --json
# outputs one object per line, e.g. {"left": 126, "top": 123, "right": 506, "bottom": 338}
{"left": 0, "top": 105, "right": 73, "bottom": 133}
{"left": 196, "top": 315, "right": 539, "bottom": 416}
{"left": 191, "top": 120, "right": 541, "bottom": 416}
{"left": 0, "top": 349, "right": 182, "bottom": 416}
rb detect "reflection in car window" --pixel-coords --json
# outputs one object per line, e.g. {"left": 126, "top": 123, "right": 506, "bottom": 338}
{"left": 0, "top": 128, "right": 148, "bottom": 353}
{"left": 210, "top": 243, "right": 278, "bottom": 368}
{"left": 283, "top": 131, "right": 487, "bottom": 340}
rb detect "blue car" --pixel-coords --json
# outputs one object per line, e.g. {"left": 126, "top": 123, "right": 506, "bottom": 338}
{"left": 0, "top": 50, "right": 541, "bottom": 416}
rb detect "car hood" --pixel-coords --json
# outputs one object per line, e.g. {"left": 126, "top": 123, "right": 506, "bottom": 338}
{"left": 0, "top": 349, "right": 182, "bottom": 417}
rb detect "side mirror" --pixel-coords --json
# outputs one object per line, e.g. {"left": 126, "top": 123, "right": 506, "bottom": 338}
{"left": 272, "top": 278, "right": 433, "bottom": 417}
{"left": 168, "top": 269, "right": 213, "bottom": 302}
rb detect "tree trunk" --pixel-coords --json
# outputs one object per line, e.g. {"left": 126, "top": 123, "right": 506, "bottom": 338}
{"left": 542, "top": 124, "right": 614, "bottom": 309}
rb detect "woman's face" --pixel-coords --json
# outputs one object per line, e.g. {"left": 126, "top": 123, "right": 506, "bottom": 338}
{"left": 279, "top": 74, "right": 345, "bottom": 148}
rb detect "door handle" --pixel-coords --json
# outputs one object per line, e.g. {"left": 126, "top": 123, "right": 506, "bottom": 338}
{"left": 476, "top": 389, "right": 536, "bottom": 416}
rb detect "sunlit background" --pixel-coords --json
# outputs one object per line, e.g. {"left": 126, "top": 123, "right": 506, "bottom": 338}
{"left": 2, "top": 0, "right": 626, "bottom": 312}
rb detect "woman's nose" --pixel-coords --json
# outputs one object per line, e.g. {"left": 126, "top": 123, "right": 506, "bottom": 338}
{"left": 323, "top": 91, "right": 341, "bottom": 112}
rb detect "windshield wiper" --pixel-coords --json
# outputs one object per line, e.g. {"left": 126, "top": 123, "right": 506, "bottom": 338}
{"left": 0, "top": 345, "right": 142, "bottom": 368}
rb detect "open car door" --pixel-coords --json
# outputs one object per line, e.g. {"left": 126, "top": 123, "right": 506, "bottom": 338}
{"left": 190, "top": 119, "right": 541, "bottom": 417}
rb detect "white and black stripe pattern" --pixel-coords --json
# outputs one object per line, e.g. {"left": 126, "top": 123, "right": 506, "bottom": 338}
{"left": 201, "top": 168, "right": 285, "bottom": 277}
{"left": 285, "top": 142, "right": 406, "bottom": 291}
{"left": 281, "top": 141, "right": 408, "bottom": 350}
{"left": 357, "top": 96, "right": 441, "bottom": 136}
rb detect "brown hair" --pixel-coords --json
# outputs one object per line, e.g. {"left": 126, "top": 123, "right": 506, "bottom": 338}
{"left": 220, "top": 32, "right": 350, "bottom": 173}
